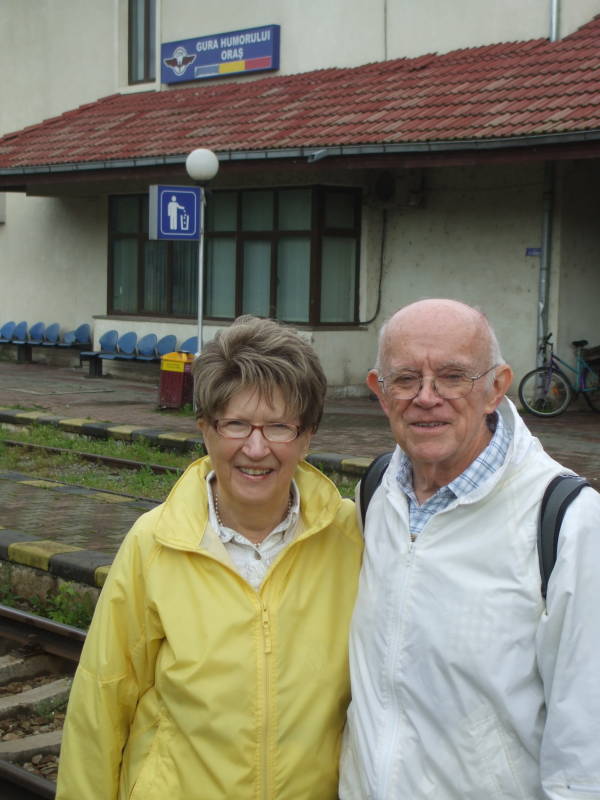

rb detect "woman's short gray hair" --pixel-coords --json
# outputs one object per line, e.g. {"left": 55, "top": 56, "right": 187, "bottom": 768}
{"left": 192, "top": 316, "right": 327, "bottom": 431}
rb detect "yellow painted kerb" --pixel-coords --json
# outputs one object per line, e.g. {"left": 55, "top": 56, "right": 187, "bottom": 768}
{"left": 95, "top": 565, "right": 111, "bottom": 587}
{"left": 58, "top": 417, "right": 99, "bottom": 427}
{"left": 91, "top": 493, "right": 132, "bottom": 504}
{"left": 14, "top": 411, "right": 48, "bottom": 421}
{"left": 158, "top": 432, "right": 196, "bottom": 443}
{"left": 341, "top": 457, "right": 372, "bottom": 470}
{"left": 8, "top": 540, "right": 80, "bottom": 571}
{"left": 107, "top": 425, "right": 143, "bottom": 440}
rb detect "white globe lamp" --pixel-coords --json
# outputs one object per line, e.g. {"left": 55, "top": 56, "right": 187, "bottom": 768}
{"left": 185, "top": 148, "right": 220, "bottom": 183}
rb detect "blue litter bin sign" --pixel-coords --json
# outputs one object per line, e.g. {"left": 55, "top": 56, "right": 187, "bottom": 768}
{"left": 149, "top": 185, "right": 202, "bottom": 240}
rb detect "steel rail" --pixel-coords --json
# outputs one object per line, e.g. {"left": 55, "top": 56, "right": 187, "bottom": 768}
{"left": 1, "top": 439, "right": 183, "bottom": 476}
{"left": 0, "top": 604, "right": 85, "bottom": 663}
{"left": 0, "top": 759, "right": 56, "bottom": 799}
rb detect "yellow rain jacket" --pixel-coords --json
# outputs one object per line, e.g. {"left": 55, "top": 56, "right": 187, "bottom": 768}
{"left": 56, "top": 457, "right": 362, "bottom": 800}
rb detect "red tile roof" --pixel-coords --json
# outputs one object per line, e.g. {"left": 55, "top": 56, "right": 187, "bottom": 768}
{"left": 2, "top": 15, "right": 600, "bottom": 171}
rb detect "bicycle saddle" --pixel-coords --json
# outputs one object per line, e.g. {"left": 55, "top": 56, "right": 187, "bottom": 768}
{"left": 572, "top": 339, "right": 588, "bottom": 348}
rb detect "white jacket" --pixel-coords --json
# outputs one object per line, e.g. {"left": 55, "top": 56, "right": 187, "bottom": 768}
{"left": 340, "top": 398, "right": 600, "bottom": 800}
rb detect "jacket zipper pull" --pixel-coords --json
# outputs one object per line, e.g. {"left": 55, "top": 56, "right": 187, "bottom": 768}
{"left": 262, "top": 605, "right": 272, "bottom": 654}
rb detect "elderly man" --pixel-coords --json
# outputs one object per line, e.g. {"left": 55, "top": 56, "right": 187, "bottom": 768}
{"left": 340, "top": 299, "right": 600, "bottom": 800}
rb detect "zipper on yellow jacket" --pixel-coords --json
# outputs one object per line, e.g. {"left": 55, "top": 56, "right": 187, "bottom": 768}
{"left": 261, "top": 600, "right": 273, "bottom": 800}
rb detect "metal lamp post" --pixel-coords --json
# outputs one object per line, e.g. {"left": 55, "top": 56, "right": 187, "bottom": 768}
{"left": 185, "top": 148, "right": 220, "bottom": 355}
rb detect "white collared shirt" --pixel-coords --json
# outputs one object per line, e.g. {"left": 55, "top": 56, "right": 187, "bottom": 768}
{"left": 205, "top": 471, "right": 300, "bottom": 590}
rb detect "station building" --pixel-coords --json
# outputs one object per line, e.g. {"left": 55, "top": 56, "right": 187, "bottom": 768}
{"left": 1, "top": 0, "right": 600, "bottom": 393}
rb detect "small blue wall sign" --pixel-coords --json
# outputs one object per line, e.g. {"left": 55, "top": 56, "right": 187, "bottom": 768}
{"left": 149, "top": 185, "right": 202, "bottom": 240}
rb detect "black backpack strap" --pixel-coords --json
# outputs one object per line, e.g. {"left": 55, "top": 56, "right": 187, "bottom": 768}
{"left": 359, "top": 451, "right": 393, "bottom": 528}
{"left": 538, "top": 474, "right": 590, "bottom": 599}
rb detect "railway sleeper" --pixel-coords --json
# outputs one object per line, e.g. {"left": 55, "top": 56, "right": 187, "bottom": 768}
{"left": 0, "top": 653, "right": 67, "bottom": 686}
{"left": 0, "top": 677, "right": 72, "bottom": 721}
{"left": 0, "top": 728, "right": 61, "bottom": 762}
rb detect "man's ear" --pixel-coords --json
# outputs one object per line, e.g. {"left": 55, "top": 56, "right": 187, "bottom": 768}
{"left": 367, "top": 370, "right": 390, "bottom": 415}
{"left": 485, "top": 364, "right": 514, "bottom": 413}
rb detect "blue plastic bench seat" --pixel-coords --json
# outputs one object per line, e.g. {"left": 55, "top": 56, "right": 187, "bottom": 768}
{"left": 28, "top": 322, "right": 46, "bottom": 344}
{"left": 99, "top": 331, "right": 138, "bottom": 362}
{"left": 41, "top": 323, "right": 61, "bottom": 346}
{"left": 58, "top": 323, "right": 91, "bottom": 348}
{"left": 0, "top": 321, "right": 16, "bottom": 343}
{"left": 135, "top": 333, "right": 159, "bottom": 361}
{"left": 179, "top": 335, "right": 198, "bottom": 354}
{"left": 80, "top": 329, "right": 118, "bottom": 377}
{"left": 157, "top": 335, "right": 177, "bottom": 357}
{"left": 11, "top": 321, "right": 30, "bottom": 362}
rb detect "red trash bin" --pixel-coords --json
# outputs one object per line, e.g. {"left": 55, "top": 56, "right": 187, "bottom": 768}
{"left": 159, "top": 351, "right": 194, "bottom": 409}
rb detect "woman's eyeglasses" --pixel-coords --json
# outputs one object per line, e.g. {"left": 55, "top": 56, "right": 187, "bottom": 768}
{"left": 212, "top": 418, "right": 301, "bottom": 442}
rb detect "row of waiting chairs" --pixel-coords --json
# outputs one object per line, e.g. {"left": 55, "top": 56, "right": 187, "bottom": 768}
{"left": 80, "top": 330, "right": 198, "bottom": 377}
{"left": 0, "top": 321, "right": 91, "bottom": 361}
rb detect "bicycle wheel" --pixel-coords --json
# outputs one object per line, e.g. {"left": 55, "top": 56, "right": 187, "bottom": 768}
{"left": 583, "top": 365, "right": 600, "bottom": 412}
{"left": 518, "top": 367, "right": 572, "bottom": 417}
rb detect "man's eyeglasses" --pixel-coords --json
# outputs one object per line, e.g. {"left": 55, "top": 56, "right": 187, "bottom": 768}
{"left": 377, "top": 365, "right": 499, "bottom": 400}
{"left": 212, "top": 418, "right": 301, "bottom": 443}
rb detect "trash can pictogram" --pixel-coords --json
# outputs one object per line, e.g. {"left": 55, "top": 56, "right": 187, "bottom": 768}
{"left": 159, "top": 351, "right": 194, "bottom": 409}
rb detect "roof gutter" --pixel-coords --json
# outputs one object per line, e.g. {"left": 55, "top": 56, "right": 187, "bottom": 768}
{"left": 2, "top": 129, "right": 600, "bottom": 177}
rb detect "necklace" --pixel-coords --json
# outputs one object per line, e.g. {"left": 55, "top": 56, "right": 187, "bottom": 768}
{"left": 213, "top": 490, "right": 293, "bottom": 540}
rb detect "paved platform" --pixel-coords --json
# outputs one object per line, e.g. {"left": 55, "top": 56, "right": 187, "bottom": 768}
{"left": 0, "top": 360, "right": 599, "bottom": 591}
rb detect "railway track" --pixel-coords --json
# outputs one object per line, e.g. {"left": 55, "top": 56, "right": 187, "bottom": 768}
{"left": 0, "top": 604, "right": 86, "bottom": 799}
{"left": 0, "top": 433, "right": 179, "bottom": 796}
{"left": 1, "top": 438, "right": 184, "bottom": 476}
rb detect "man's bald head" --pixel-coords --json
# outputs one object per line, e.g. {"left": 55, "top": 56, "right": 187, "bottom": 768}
{"left": 376, "top": 299, "right": 504, "bottom": 376}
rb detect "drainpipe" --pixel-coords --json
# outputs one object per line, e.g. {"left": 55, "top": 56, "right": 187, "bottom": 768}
{"left": 536, "top": 0, "right": 560, "bottom": 362}
{"left": 549, "top": 0, "right": 560, "bottom": 41}
{"left": 537, "top": 163, "right": 555, "bottom": 365}
{"left": 383, "top": 0, "right": 388, "bottom": 60}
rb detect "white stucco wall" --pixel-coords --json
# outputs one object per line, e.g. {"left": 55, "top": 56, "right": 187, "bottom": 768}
{"left": 161, "top": 0, "right": 600, "bottom": 74}
{"left": 355, "top": 163, "right": 547, "bottom": 393}
{"left": 0, "top": 0, "right": 121, "bottom": 335}
{"left": 0, "top": 1, "right": 123, "bottom": 136}
{"left": 554, "top": 160, "right": 600, "bottom": 365}
{"left": 387, "top": 0, "right": 600, "bottom": 59}
{"left": 0, "top": 194, "right": 107, "bottom": 334}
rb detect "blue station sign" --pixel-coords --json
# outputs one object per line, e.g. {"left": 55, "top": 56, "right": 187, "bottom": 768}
{"left": 161, "top": 24, "right": 280, "bottom": 84}
{"left": 148, "top": 185, "right": 202, "bottom": 241}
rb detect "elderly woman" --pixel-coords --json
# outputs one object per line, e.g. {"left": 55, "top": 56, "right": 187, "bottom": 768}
{"left": 56, "top": 315, "right": 362, "bottom": 800}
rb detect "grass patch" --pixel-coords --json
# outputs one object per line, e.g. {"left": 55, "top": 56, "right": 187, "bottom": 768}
{"left": 0, "top": 422, "right": 202, "bottom": 499}
{"left": 30, "top": 583, "right": 95, "bottom": 629}
{"left": 0, "top": 422, "right": 201, "bottom": 466}
{"left": 0, "top": 439, "right": 182, "bottom": 500}
{"left": 0, "top": 422, "right": 360, "bottom": 500}
{"left": 159, "top": 402, "right": 195, "bottom": 418}
{"left": 0, "top": 568, "right": 95, "bottom": 630}
{"left": 324, "top": 470, "right": 358, "bottom": 498}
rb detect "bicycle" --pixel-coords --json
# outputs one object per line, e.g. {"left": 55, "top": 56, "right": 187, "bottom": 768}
{"left": 518, "top": 333, "right": 600, "bottom": 417}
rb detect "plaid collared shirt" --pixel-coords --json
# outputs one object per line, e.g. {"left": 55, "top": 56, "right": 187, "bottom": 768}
{"left": 396, "top": 412, "right": 511, "bottom": 538}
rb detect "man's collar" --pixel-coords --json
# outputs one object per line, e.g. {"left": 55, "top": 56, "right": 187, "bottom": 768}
{"left": 396, "top": 410, "right": 510, "bottom": 502}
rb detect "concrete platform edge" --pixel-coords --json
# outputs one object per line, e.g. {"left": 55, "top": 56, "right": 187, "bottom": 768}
{"left": 0, "top": 527, "right": 109, "bottom": 589}
{"left": 0, "top": 406, "right": 368, "bottom": 476}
